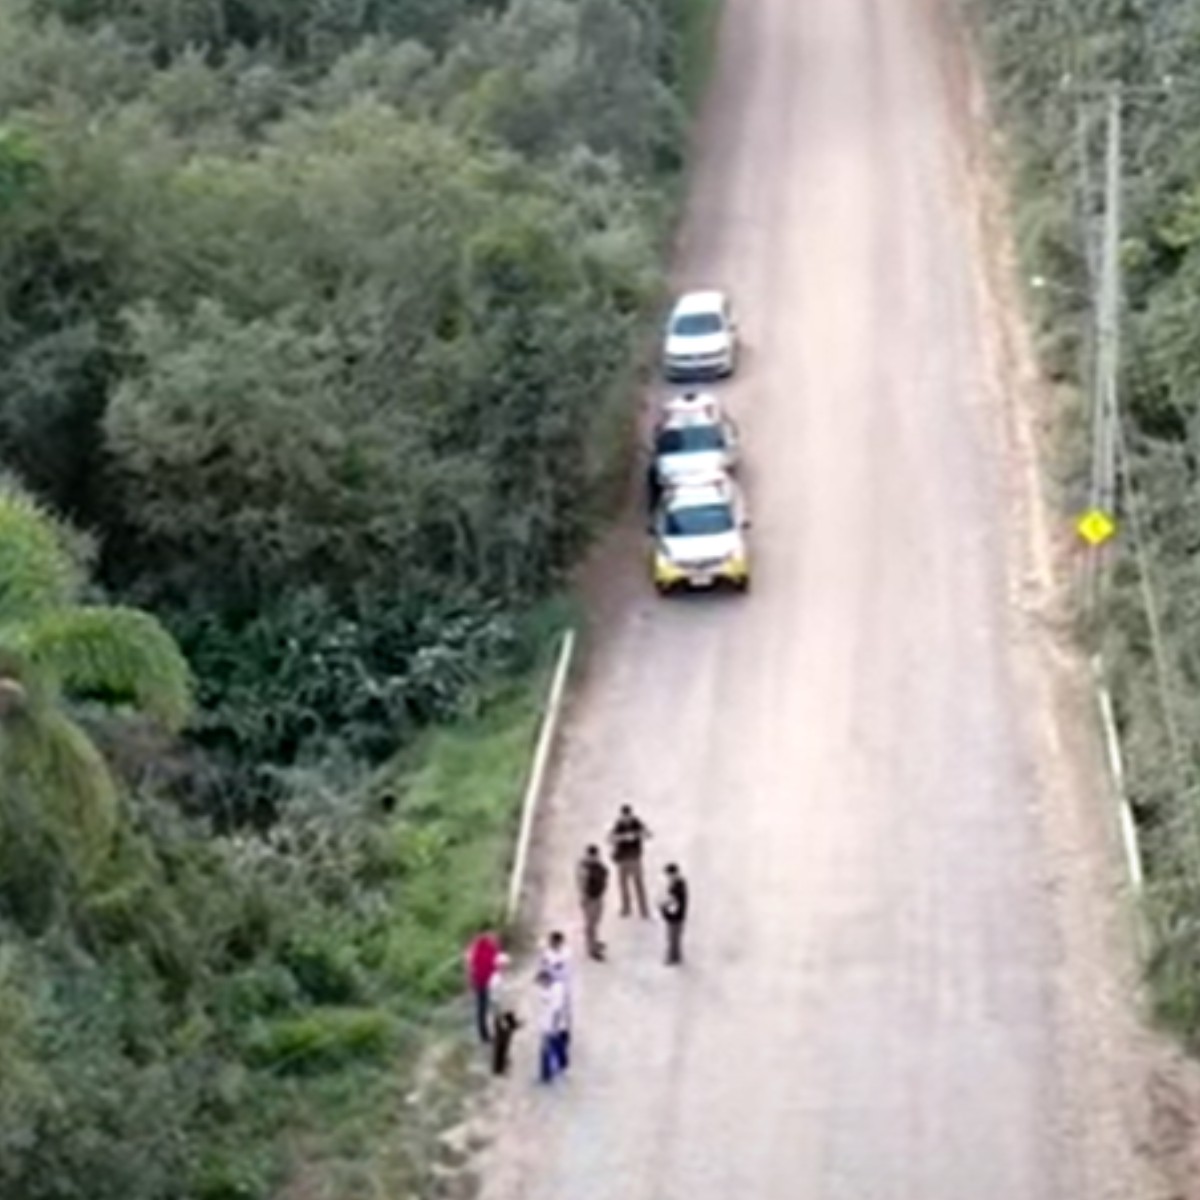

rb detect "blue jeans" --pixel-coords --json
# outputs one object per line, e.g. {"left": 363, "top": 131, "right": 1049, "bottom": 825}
{"left": 539, "top": 1032, "right": 569, "bottom": 1082}
{"left": 473, "top": 986, "right": 491, "bottom": 1042}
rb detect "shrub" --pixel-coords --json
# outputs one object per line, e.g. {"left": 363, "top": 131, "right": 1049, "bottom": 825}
{"left": 242, "top": 1008, "right": 400, "bottom": 1075}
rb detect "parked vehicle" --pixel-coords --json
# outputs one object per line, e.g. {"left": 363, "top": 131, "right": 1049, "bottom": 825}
{"left": 650, "top": 470, "right": 750, "bottom": 594}
{"left": 651, "top": 392, "right": 740, "bottom": 491}
{"left": 661, "top": 290, "right": 738, "bottom": 380}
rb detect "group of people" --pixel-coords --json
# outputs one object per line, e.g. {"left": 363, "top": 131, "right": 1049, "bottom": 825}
{"left": 465, "top": 928, "right": 573, "bottom": 1083}
{"left": 576, "top": 804, "right": 689, "bottom": 965}
{"left": 464, "top": 804, "right": 690, "bottom": 1085}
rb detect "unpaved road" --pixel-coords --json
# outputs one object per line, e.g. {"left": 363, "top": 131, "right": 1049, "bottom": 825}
{"left": 477, "top": 1, "right": 1160, "bottom": 1197}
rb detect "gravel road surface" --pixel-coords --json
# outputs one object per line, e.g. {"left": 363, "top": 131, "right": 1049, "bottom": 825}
{"left": 476, "top": 2, "right": 1155, "bottom": 1197}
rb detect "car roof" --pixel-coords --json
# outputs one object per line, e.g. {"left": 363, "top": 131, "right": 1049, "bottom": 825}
{"left": 665, "top": 472, "right": 737, "bottom": 507}
{"left": 671, "top": 290, "right": 727, "bottom": 315}
{"left": 660, "top": 394, "right": 722, "bottom": 427}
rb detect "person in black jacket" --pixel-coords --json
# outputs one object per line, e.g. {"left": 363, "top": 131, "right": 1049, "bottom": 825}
{"left": 577, "top": 845, "right": 610, "bottom": 961}
{"left": 660, "top": 863, "right": 689, "bottom": 966}
{"left": 646, "top": 458, "right": 663, "bottom": 516}
{"left": 609, "top": 804, "right": 652, "bottom": 918}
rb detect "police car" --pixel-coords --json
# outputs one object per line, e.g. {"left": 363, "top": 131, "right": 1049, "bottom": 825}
{"left": 650, "top": 470, "right": 751, "bottom": 594}
{"left": 651, "top": 392, "right": 739, "bottom": 490}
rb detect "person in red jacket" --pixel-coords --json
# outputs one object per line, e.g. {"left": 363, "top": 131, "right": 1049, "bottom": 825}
{"left": 465, "top": 930, "right": 501, "bottom": 1042}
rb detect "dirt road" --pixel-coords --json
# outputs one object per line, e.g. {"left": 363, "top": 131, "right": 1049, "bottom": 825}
{"left": 477, "top": 2, "right": 1155, "bottom": 1197}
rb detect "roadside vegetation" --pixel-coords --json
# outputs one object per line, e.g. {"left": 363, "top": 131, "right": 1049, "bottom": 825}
{"left": 970, "top": 1, "right": 1200, "bottom": 1043}
{"left": 0, "top": 0, "right": 715, "bottom": 1195}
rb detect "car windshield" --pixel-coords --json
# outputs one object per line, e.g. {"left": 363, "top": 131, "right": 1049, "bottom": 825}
{"left": 671, "top": 312, "right": 724, "bottom": 337}
{"left": 663, "top": 502, "right": 735, "bottom": 537}
{"left": 655, "top": 423, "right": 726, "bottom": 455}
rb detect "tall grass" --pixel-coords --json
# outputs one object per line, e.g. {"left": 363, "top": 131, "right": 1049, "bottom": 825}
{"left": 254, "top": 637, "right": 563, "bottom": 1196}
{"left": 676, "top": 0, "right": 724, "bottom": 117}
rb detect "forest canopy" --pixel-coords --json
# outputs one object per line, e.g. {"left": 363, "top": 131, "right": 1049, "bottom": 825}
{"left": 0, "top": 0, "right": 708, "bottom": 1195}
{"left": 0, "top": 0, "right": 689, "bottom": 805}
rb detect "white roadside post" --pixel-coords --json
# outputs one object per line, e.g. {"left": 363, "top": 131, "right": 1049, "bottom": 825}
{"left": 1093, "top": 656, "right": 1143, "bottom": 894}
{"left": 505, "top": 629, "right": 577, "bottom": 926}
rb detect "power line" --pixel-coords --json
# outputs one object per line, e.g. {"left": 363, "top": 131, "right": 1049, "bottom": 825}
{"left": 1062, "top": 73, "right": 1200, "bottom": 882}
{"left": 1113, "top": 409, "right": 1200, "bottom": 881}
{"left": 1064, "top": 79, "right": 1173, "bottom": 610}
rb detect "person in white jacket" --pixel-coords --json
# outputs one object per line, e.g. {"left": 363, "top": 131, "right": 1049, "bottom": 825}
{"left": 539, "top": 929, "right": 571, "bottom": 983}
{"left": 540, "top": 930, "right": 573, "bottom": 1045}
{"left": 488, "top": 954, "right": 520, "bottom": 1076}
{"left": 535, "top": 968, "right": 570, "bottom": 1083}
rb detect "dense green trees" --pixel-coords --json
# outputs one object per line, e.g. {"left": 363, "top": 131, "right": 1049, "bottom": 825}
{"left": 0, "top": 0, "right": 705, "bottom": 1193}
{"left": 0, "top": 0, "right": 677, "bottom": 796}
{"left": 0, "top": 482, "right": 190, "bottom": 913}
{"left": 972, "top": 0, "right": 1200, "bottom": 1039}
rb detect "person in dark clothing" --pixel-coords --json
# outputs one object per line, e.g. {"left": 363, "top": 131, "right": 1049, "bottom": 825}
{"left": 646, "top": 459, "right": 663, "bottom": 515}
{"left": 659, "top": 863, "right": 689, "bottom": 965}
{"left": 609, "top": 804, "right": 652, "bottom": 918}
{"left": 576, "top": 845, "right": 610, "bottom": 961}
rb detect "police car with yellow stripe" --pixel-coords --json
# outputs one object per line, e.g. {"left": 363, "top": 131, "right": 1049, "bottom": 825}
{"left": 650, "top": 469, "right": 751, "bottom": 595}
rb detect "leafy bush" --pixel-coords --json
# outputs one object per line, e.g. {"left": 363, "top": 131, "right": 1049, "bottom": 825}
{"left": 243, "top": 1008, "right": 400, "bottom": 1074}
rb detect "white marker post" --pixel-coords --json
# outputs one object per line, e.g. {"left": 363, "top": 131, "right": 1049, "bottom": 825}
{"left": 506, "top": 629, "right": 577, "bottom": 925}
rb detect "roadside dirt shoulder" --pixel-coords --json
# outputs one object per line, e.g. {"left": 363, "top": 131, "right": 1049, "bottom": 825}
{"left": 934, "top": 4, "right": 1200, "bottom": 1196}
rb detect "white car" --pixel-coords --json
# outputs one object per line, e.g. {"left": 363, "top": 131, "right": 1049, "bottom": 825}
{"left": 662, "top": 290, "right": 738, "bottom": 381}
{"left": 651, "top": 392, "right": 740, "bottom": 489}
{"left": 651, "top": 471, "right": 750, "bottom": 594}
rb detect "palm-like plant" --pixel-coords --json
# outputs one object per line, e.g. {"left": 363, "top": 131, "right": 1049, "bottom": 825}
{"left": 0, "top": 483, "right": 192, "bottom": 883}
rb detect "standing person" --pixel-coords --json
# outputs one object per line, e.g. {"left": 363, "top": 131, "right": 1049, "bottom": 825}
{"left": 464, "top": 929, "right": 500, "bottom": 1042}
{"left": 535, "top": 968, "right": 570, "bottom": 1084}
{"left": 608, "top": 804, "right": 652, "bottom": 918}
{"left": 539, "top": 930, "right": 573, "bottom": 1061}
{"left": 576, "top": 845, "right": 610, "bottom": 961}
{"left": 489, "top": 953, "right": 520, "bottom": 1076}
{"left": 540, "top": 929, "right": 571, "bottom": 983}
{"left": 646, "top": 457, "right": 663, "bottom": 515}
{"left": 659, "top": 863, "right": 689, "bottom": 965}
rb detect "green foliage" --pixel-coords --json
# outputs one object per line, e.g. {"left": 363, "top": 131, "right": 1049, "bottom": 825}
{"left": 971, "top": 0, "right": 1200, "bottom": 1043}
{"left": 0, "top": 0, "right": 716, "bottom": 1192}
{"left": 23, "top": 607, "right": 192, "bottom": 729}
{"left": 0, "top": 0, "right": 683, "bottom": 805}
{"left": 0, "top": 482, "right": 192, "bottom": 901}
{"left": 0, "top": 479, "right": 83, "bottom": 621}
{"left": 669, "top": 0, "right": 722, "bottom": 115}
{"left": 0, "top": 653, "right": 552, "bottom": 1200}
{"left": 243, "top": 1008, "right": 400, "bottom": 1074}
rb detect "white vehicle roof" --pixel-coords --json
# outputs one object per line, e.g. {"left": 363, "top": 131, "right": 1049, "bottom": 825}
{"left": 665, "top": 472, "right": 737, "bottom": 509}
{"left": 670, "top": 290, "right": 727, "bottom": 316}
{"left": 660, "top": 394, "right": 723, "bottom": 428}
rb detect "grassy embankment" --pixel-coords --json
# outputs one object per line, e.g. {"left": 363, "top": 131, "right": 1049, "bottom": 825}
{"left": 678, "top": 0, "right": 724, "bottom": 116}
{"left": 256, "top": 636, "right": 563, "bottom": 1200}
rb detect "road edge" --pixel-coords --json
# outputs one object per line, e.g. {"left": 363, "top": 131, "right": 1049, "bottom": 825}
{"left": 505, "top": 628, "right": 578, "bottom": 927}
{"left": 925, "top": 6, "right": 1200, "bottom": 1199}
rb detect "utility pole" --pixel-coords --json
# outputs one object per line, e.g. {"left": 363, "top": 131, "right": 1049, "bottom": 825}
{"left": 1068, "top": 79, "right": 1172, "bottom": 611}
{"left": 1089, "top": 85, "right": 1122, "bottom": 606}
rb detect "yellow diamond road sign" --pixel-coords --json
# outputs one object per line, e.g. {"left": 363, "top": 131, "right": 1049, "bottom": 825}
{"left": 1077, "top": 509, "right": 1116, "bottom": 547}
